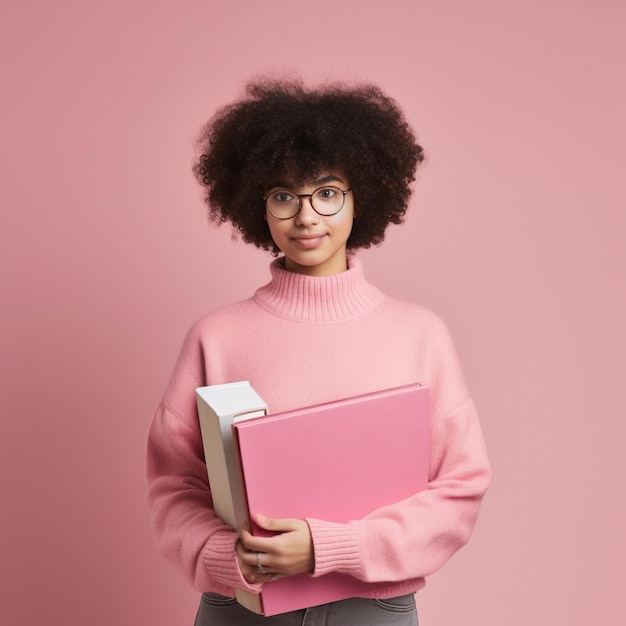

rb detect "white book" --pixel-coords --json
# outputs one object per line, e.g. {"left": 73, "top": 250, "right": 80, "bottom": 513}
{"left": 195, "top": 382, "right": 267, "bottom": 530}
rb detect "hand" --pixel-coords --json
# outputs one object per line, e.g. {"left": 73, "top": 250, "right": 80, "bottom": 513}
{"left": 236, "top": 515, "right": 314, "bottom": 584}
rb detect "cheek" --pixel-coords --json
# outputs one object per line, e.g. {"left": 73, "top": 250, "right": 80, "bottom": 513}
{"left": 266, "top": 220, "right": 287, "bottom": 246}
{"left": 338, "top": 208, "right": 355, "bottom": 234}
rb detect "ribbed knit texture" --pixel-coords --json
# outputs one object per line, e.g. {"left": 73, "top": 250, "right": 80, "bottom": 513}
{"left": 254, "top": 257, "right": 384, "bottom": 322}
{"left": 146, "top": 256, "right": 491, "bottom": 600}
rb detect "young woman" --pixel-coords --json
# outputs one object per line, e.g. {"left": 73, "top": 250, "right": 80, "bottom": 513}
{"left": 146, "top": 78, "right": 491, "bottom": 625}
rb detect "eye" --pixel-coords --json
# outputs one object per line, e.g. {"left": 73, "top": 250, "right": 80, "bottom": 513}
{"left": 315, "top": 187, "right": 338, "bottom": 201}
{"left": 272, "top": 191, "right": 294, "bottom": 203}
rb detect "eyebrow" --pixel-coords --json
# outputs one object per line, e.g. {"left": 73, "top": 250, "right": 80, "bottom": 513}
{"left": 265, "top": 174, "right": 346, "bottom": 191}
{"left": 314, "top": 174, "right": 345, "bottom": 186}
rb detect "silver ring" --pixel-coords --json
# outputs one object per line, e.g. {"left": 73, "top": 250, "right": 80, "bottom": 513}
{"left": 256, "top": 551, "right": 266, "bottom": 574}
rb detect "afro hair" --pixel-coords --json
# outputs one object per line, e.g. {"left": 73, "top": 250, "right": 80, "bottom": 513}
{"left": 193, "top": 77, "right": 425, "bottom": 254}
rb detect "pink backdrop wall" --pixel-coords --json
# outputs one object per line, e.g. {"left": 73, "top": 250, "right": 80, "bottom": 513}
{"left": 1, "top": 1, "right": 624, "bottom": 624}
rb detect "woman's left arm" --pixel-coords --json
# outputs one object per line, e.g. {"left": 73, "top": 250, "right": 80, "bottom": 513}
{"left": 309, "top": 395, "right": 491, "bottom": 582}
{"left": 309, "top": 325, "right": 491, "bottom": 584}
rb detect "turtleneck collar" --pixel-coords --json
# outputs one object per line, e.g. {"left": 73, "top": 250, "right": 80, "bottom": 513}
{"left": 253, "top": 256, "right": 385, "bottom": 323}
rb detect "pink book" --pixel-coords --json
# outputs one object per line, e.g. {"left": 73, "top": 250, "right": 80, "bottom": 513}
{"left": 232, "top": 383, "right": 430, "bottom": 615}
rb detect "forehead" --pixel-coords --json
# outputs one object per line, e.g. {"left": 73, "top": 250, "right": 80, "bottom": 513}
{"left": 265, "top": 172, "right": 347, "bottom": 190}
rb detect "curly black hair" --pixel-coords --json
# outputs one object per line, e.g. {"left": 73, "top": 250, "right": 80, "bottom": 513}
{"left": 193, "top": 77, "right": 425, "bottom": 254}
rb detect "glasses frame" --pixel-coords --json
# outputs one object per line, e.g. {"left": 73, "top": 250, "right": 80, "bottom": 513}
{"left": 263, "top": 186, "right": 352, "bottom": 220}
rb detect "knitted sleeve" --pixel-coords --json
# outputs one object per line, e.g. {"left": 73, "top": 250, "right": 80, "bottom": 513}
{"left": 306, "top": 326, "right": 491, "bottom": 583}
{"left": 145, "top": 327, "right": 261, "bottom": 596}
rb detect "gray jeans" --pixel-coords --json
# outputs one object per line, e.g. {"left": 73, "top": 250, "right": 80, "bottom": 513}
{"left": 194, "top": 592, "right": 418, "bottom": 625}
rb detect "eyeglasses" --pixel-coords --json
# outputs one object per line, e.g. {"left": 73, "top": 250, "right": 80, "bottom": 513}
{"left": 263, "top": 186, "right": 352, "bottom": 220}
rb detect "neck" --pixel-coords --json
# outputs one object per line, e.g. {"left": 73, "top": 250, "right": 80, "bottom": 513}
{"left": 284, "top": 255, "right": 348, "bottom": 277}
{"left": 282, "top": 243, "right": 349, "bottom": 277}
{"left": 253, "top": 256, "right": 385, "bottom": 323}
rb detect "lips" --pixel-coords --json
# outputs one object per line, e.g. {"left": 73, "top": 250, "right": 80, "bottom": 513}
{"left": 292, "top": 235, "right": 326, "bottom": 249}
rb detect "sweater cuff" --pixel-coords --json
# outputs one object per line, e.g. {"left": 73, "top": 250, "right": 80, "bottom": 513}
{"left": 203, "top": 532, "right": 263, "bottom": 593}
{"left": 306, "top": 518, "right": 361, "bottom": 578}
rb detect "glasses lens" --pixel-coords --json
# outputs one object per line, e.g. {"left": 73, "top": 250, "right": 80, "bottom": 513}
{"left": 311, "top": 187, "right": 344, "bottom": 216}
{"left": 267, "top": 190, "right": 299, "bottom": 219}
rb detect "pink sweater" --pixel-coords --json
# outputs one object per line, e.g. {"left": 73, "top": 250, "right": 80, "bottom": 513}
{"left": 146, "top": 256, "right": 491, "bottom": 600}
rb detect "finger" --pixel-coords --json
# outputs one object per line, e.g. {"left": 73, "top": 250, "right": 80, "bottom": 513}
{"left": 240, "top": 528, "right": 278, "bottom": 555}
{"left": 239, "top": 547, "right": 265, "bottom": 570}
{"left": 239, "top": 526, "right": 255, "bottom": 547}
{"left": 254, "top": 514, "right": 301, "bottom": 532}
{"left": 237, "top": 549, "right": 272, "bottom": 584}
{"left": 239, "top": 532, "right": 275, "bottom": 556}
{"left": 239, "top": 523, "right": 283, "bottom": 554}
{"left": 240, "top": 545, "right": 279, "bottom": 575}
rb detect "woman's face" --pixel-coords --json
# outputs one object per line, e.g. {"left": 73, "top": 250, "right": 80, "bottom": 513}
{"left": 263, "top": 172, "right": 354, "bottom": 277}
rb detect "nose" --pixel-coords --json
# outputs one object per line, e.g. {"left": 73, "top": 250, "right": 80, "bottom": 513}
{"left": 294, "top": 195, "right": 319, "bottom": 226}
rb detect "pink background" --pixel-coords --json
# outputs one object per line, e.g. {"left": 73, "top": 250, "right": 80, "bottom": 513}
{"left": 1, "top": 1, "right": 624, "bottom": 624}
